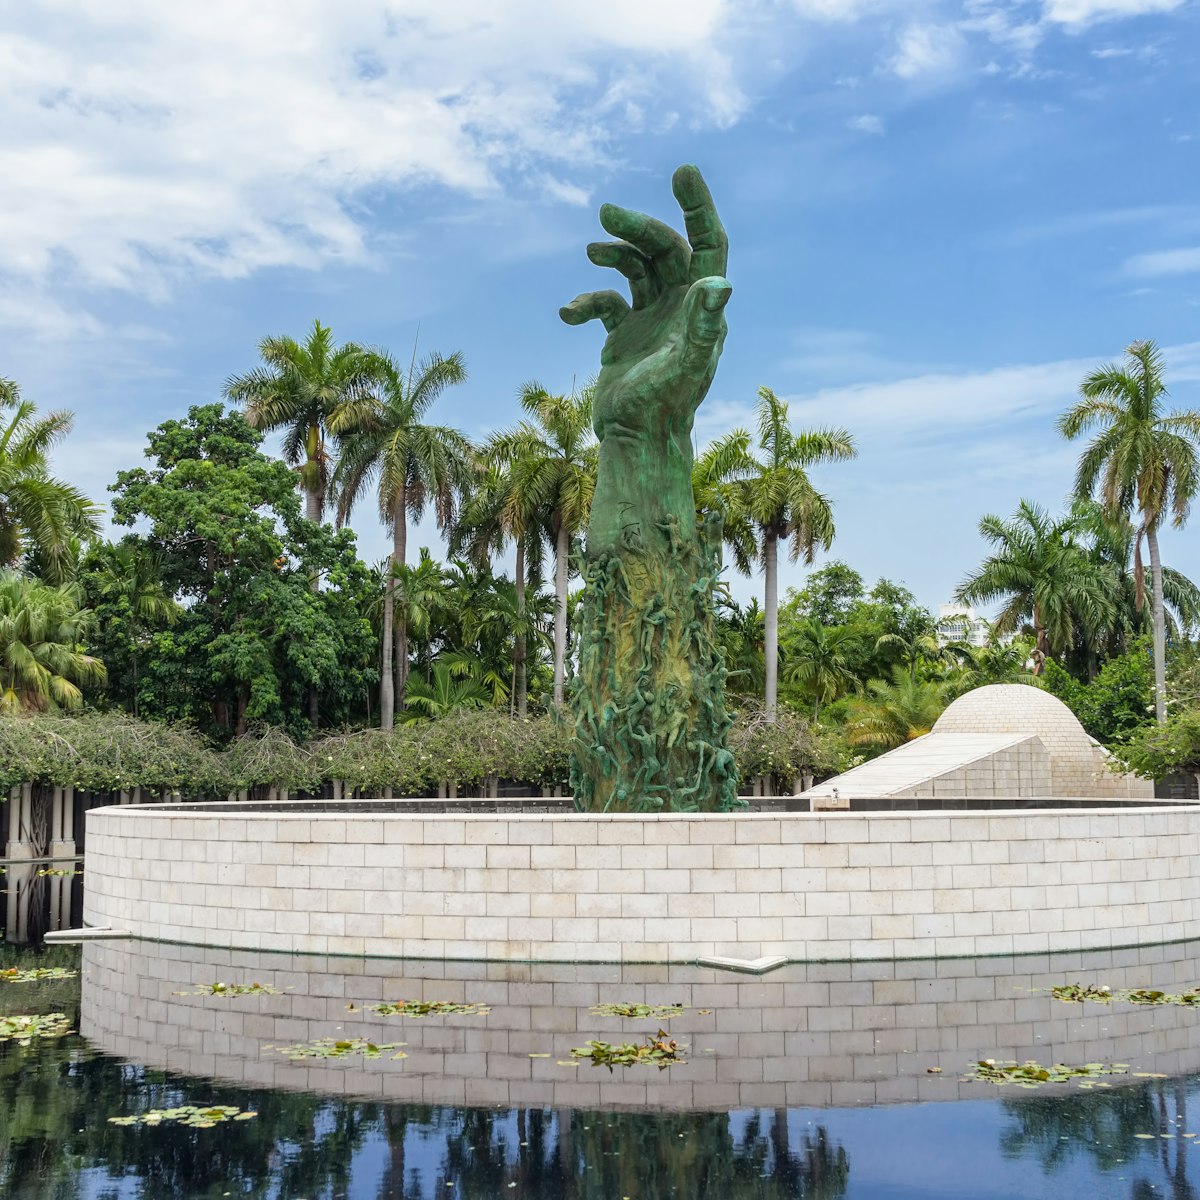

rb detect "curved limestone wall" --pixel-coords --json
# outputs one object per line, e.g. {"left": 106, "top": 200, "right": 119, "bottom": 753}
{"left": 83, "top": 802, "right": 1200, "bottom": 961}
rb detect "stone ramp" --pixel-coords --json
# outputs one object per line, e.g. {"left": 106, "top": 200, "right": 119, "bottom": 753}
{"left": 802, "top": 732, "right": 1042, "bottom": 799}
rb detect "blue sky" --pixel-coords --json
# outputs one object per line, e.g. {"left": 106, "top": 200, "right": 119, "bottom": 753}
{"left": 3, "top": 0, "right": 1198, "bottom": 612}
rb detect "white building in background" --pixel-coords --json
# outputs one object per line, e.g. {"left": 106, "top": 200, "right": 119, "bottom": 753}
{"left": 935, "top": 603, "right": 990, "bottom": 647}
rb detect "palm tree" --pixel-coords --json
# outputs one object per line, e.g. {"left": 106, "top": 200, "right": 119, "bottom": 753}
{"left": 499, "top": 383, "right": 596, "bottom": 707}
{"left": 87, "top": 541, "right": 181, "bottom": 716}
{"left": 402, "top": 661, "right": 491, "bottom": 722}
{"left": 955, "top": 500, "right": 1118, "bottom": 675}
{"left": 782, "top": 617, "right": 860, "bottom": 720}
{"left": 699, "top": 387, "right": 856, "bottom": 720}
{"left": 388, "top": 549, "right": 448, "bottom": 686}
{"left": 452, "top": 444, "right": 550, "bottom": 717}
{"left": 328, "top": 347, "right": 471, "bottom": 727}
{"left": 0, "top": 380, "right": 100, "bottom": 581}
{"left": 845, "top": 667, "right": 951, "bottom": 753}
{"left": 1058, "top": 340, "right": 1200, "bottom": 720}
{"left": 0, "top": 570, "right": 106, "bottom": 711}
{"left": 223, "top": 319, "right": 373, "bottom": 526}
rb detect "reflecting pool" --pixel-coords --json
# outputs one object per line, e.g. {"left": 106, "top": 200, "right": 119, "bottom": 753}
{"left": 5, "top": 938, "right": 1200, "bottom": 1196}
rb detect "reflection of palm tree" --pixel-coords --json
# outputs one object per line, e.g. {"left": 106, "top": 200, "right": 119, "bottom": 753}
{"left": 999, "top": 1079, "right": 1198, "bottom": 1199}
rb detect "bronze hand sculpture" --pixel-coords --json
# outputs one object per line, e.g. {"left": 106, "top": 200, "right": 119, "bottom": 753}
{"left": 562, "top": 165, "right": 739, "bottom": 813}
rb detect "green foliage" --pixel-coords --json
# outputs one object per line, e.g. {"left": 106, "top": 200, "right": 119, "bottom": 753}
{"left": 268, "top": 1037, "right": 408, "bottom": 1061}
{"left": 1050, "top": 983, "right": 1200, "bottom": 1007}
{"left": 105, "top": 404, "right": 377, "bottom": 738}
{"left": 0, "top": 570, "right": 106, "bottom": 711}
{"left": 0, "top": 710, "right": 223, "bottom": 795}
{"left": 0, "top": 380, "right": 101, "bottom": 581}
{"left": 1043, "top": 640, "right": 1154, "bottom": 744}
{"left": 783, "top": 562, "right": 866, "bottom": 626}
{"left": 1113, "top": 706, "right": 1200, "bottom": 778}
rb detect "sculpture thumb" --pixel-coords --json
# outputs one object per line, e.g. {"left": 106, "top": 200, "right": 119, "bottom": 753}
{"left": 683, "top": 277, "right": 732, "bottom": 353}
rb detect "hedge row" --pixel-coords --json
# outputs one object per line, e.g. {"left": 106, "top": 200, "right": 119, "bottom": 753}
{"left": 0, "top": 708, "right": 843, "bottom": 798}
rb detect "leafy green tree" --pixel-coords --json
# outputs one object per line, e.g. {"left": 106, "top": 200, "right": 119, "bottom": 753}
{"left": 845, "top": 667, "right": 951, "bottom": 753}
{"left": 781, "top": 617, "right": 861, "bottom": 719}
{"left": 1059, "top": 343, "right": 1200, "bottom": 721}
{"left": 80, "top": 541, "right": 181, "bottom": 717}
{"left": 955, "top": 500, "right": 1118, "bottom": 675}
{"left": 0, "top": 380, "right": 100, "bottom": 583}
{"left": 714, "top": 595, "right": 765, "bottom": 697}
{"left": 0, "top": 570, "right": 106, "bottom": 711}
{"left": 701, "top": 387, "right": 856, "bottom": 720}
{"left": 108, "top": 405, "right": 376, "bottom": 738}
{"left": 784, "top": 561, "right": 866, "bottom": 627}
{"left": 329, "top": 347, "right": 471, "bottom": 727}
{"left": 1044, "top": 637, "right": 1155, "bottom": 744}
{"left": 500, "top": 383, "right": 596, "bottom": 707}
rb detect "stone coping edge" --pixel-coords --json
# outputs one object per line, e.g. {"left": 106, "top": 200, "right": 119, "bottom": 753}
{"left": 88, "top": 801, "right": 1196, "bottom": 821}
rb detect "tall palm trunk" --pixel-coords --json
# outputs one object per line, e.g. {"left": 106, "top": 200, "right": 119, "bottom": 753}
{"left": 1032, "top": 604, "right": 1048, "bottom": 676}
{"left": 380, "top": 565, "right": 395, "bottom": 730}
{"left": 514, "top": 537, "right": 527, "bottom": 718}
{"left": 1147, "top": 521, "right": 1168, "bottom": 722}
{"left": 305, "top": 460, "right": 322, "bottom": 727}
{"left": 553, "top": 520, "right": 568, "bottom": 707}
{"left": 764, "top": 528, "right": 779, "bottom": 722}
{"left": 393, "top": 489, "right": 409, "bottom": 714}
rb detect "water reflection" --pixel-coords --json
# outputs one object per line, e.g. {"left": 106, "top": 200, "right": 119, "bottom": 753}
{"left": 81, "top": 939, "right": 1200, "bottom": 1110}
{"left": 3, "top": 939, "right": 1200, "bottom": 1197}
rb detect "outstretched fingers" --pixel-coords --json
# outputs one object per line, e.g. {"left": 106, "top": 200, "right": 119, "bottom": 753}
{"left": 599, "top": 203, "right": 691, "bottom": 287}
{"left": 559, "top": 290, "right": 631, "bottom": 333}
{"left": 672, "top": 164, "right": 728, "bottom": 283}
{"left": 587, "top": 241, "right": 657, "bottom": 309}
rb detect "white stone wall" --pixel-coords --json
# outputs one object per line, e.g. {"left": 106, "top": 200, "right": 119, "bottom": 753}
{"left": 83, "top": 804, "right": 1200, "bottom": 962}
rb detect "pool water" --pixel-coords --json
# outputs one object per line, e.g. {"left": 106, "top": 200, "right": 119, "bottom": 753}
{"left": 4, "top": 938, "right": 1200, "bottom": 1198}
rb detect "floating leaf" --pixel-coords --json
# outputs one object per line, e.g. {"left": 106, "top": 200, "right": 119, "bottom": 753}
{"left": 0, "top": 967, "right": 79, "bottom": 984}
{"left": 0, "top": 1013, "right": 73, "bottom": 1043}
{"left": 108, "top": 1105, "right": 256, "bottom": 1129}
{"left": 963, "top": 1059, "right": 1129, "bottom": 1089}
{"left": 269, "top": 1037, "right": 408, "bottom": 1061}
{"left": 570, "top": 1029, "right": 687, "bottom": 1071}
{"left": 590, "top": 1002, "right": 689, "bottom": 1020}
{"left": 1049, "top": 984, "right": 1200, "bottom": 1008}
{"left": 173, "top": 981, "right": 281, "bottom": 997}
{"left": 360, "top": 1000, "right": 491, "bottom": 1018}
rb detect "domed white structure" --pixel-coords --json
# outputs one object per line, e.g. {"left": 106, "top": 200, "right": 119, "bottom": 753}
{"left": 803, "top": 683, "right": 1153, "bottom": 803}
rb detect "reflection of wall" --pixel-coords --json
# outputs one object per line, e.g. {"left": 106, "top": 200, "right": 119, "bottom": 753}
{"left": 80, "top": 938, "right": 1200, "bottom": 1112}
{"left": 84, "top": 803, "right": 1200, "bottom": 960}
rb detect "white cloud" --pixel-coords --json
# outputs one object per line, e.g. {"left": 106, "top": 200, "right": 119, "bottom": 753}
{"left": 0, "top": 1, "right": 743, "bottom": 308}
{"left": 1042, "top": 0, "right": 1184, "bottom": 28}
{"left": 889, "top": 23, "right": 965, "bottom": 78}
{"left": 847, "top": 113, "right": 886, "bottom": 134}
{"left": 1125, "top": 246, "right": 1200, "bottom": 277}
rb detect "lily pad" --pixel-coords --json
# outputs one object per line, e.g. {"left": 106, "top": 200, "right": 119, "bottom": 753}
{"left": 173, "top": 981, "right": 281, "bottom": 997}
{"left": 1050, "top": 984, "right": 1200, "bottom": 1008}
{"left": 355, "top": 1000, "right": 490, "bottom": 1018}
{"left": 589, "top": 1002, "right": 689, "bottom": 1020}
{"left": 269, "top": 1037, "right": 408, "bottom": 1061}
{"left": 0, "top": 967, "right": 79, "bottom": 984}
{"left": 570, "top": 1029, "right": 687, "bottom": 1071}
{"left": 109, "top": 1105, "right": 257, "bottom": 1128}
{"left": 963, "top": 1059, "right": 1129, "bottom": 1089}
{"left": 0, "top": 1013, "right": 73, "bottom": 1043}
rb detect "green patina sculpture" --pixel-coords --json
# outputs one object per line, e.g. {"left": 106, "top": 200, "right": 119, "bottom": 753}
{"left": 560, "top": 164, "right": 740, "bottom": 813}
